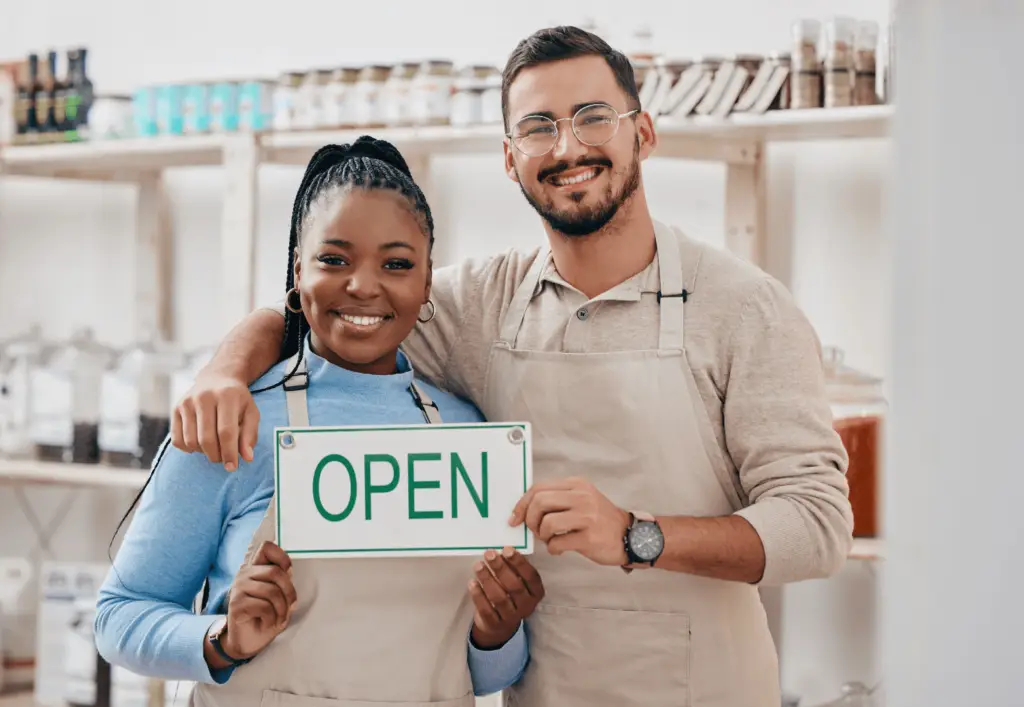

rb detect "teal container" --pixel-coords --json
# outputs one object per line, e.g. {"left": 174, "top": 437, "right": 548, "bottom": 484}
{"left": 183, "top": 83, "right": 212, "bottom": 134}
{"left": 210, "top": 82, "right": 239, "bottom": 132}
{"left": 156, "top": 84, "right": 184, "bottom": 135}
{"left": 132, "top": 87, "right": 158, "bottom": 137}
{"left": 238, "top": 80, "right": 274, "bottom": 131}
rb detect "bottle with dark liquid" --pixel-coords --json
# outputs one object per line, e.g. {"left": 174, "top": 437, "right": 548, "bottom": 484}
{"left": 15, "top": 55, "right": 40, "bottom": 135}
{"left": 37, "top": 51, "right": 60, "bottom": 133}
{"left": 66, "top": 48, "right": 94, "bottom": 134}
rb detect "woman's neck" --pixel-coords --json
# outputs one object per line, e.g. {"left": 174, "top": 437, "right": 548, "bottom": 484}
{"left": 308, "top": 334, "right": 400, "bottom": 376}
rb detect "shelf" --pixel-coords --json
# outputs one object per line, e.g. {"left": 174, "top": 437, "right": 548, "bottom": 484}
{"left": 0, "top": 691, "right": 33, "bottom": 707}
{"left": 848, "top": 537, "right": 885, "bottom": 561}
{"left": 0, "top": 458, "right": 150, "bottom": 490}
{"left": 0, "top": 106, "right": 894, "bottom": 179}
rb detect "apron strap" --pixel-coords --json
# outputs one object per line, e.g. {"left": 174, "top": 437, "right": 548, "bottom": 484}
{"left": 282, "top": 352, "right": 444, "bottom": 427}
{"left": 653, "top": 224, "right": 686, "bottom": 352}
{"left": 498, "top": 250, "right": 549, "bottom": 346}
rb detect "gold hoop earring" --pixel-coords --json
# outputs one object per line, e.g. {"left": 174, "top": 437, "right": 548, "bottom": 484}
{"left": 417, "top": 300, "right": 435, "bottom": 323}
{"left": 285, "top": 288, "right": 303, "bottom": 313}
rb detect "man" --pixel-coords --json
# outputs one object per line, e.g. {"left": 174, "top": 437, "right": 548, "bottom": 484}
{"left": 172, "top": 26, "right": 852, "bottom": 706}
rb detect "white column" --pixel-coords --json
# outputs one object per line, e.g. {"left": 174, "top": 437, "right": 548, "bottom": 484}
{"left": 884, "top": 2, "right": 1024, "bottom": 705}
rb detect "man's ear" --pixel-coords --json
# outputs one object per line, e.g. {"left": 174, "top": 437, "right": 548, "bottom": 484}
{"left": 504, "top": 140, "right": 521, "bottom": 184}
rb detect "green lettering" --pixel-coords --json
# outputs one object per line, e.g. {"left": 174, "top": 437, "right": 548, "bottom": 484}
{"left": 312, "top": 454, "right": 357, "bottom": 522}
{"left": 364, "top": 454, "right": 400, "bottom": 520}
{"left": 408, "top": 453, "right": 443, "bottom": 519}
{"left": 451, "top": 452, "right": 489, "bottom": 518}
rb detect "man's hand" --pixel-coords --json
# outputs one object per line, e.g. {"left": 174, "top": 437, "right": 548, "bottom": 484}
{"left": 171, "top": 371, "right": 259, "bottom": 471}
{"left": 469, "top": 547, "right": 545, "bottom": 649}
{"left": 509, "top": 477, "right": 631, "bottom": 566}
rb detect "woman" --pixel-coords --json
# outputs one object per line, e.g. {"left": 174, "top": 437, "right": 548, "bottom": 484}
{"left": 95, "top": 137, "right": 544, "bottom": 707}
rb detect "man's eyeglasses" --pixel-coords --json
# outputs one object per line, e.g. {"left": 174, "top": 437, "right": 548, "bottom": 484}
{"left": 507, "top": 103, "right": 639, "bottom": 157}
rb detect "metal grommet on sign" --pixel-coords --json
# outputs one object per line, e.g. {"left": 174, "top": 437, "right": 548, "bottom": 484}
{"left": 507, "top": 427, "right": 525, "bottom": 445}
{"left": 279, "top": 432, "right": 296, "bottom": 449}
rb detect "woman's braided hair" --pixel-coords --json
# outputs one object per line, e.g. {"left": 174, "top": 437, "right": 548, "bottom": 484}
{"left": 252, "top": 135, "right": 435, "bottom": 395}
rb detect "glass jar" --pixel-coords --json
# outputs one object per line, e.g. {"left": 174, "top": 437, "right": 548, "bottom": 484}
{"left": 823, "top": 347, "right": 886, "bottom": 538}
{"left": 352, "top": 65, "right": 391, "bottom": 127}
{"left": 99, "top": 339, "right": 183, "bottom": 469}
{"left": 409, "top": 60, "right": 455, "bottom": 127}
{"left": 0, "top": 325, "right": 45, "bottom": 459}
{"left": 450, "top": 65, "right": 492, "bottom": 127}
{"left": 293, "top": 70, "right": 324, "bottom": 130}
{"left": 854, "top": 21, "right": 880, "bottom": 106}
{"left": 824, "top": 16, "right": 857, "bottom": 108}
{"left": 320, "top": 67, "right": 359, "bottom": 129}
{"left": 30, "top": 329, "right": 113, "bottom": 465}
{"left": 790, "top": 19, "right": 822, "bottom": 109}
{"left": 381, "top": 63, "right": 419, "bottom": 127}
{"left": 272, "top": 72, "right": 304, "bottom": 132}
{"left": 480, "top": 68, "right": 503, "bottom": 125}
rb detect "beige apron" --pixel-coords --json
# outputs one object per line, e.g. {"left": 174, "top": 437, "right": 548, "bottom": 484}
{"left": 191, "top": 354, "right": 479, "bottom": 707}
{"left": 483, "top": 224, "right": 780, "bottom": 707}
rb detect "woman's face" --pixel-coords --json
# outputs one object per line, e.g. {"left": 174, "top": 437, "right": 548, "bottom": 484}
{"left": 294, "top": 188, "right": 431, "bottom": 375}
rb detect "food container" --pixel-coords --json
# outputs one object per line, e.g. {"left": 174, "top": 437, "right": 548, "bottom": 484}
{"left": 823, "top": 347, "right": 885, "bottom": 538}
{"left": 238, "top": 79, "right": 274, "bottom": 131}
{"left": 86, "top": 95, "right": 134, "bottom": 139}
{"left": 155, "top": 84, "right": 184, "bottom": 135}
{"left": 854, "top": 20, "right": 880, "bottom": 106}
{"left": 0, "top": 326, "right": 45, "bottom": 459}
{"left": 352, "top": 65, "right": 391, "bottom": 127}
{"left": 450, "top": 65, "right": 492, "bottom": 127}
{"left": 381, "top": 63, "right": 419, "bottom": 127}
{"left": 209, "top": 81, "right": 239, "bottom": 133}
{"left": 480, "top": 68, "right": 503, "bottom": 125}
{"left": 183, "top": 83, "right": 212, "bottom": 134}
{"left": 99, "top": 340, "right": 182, "bottom": 469}
{"left": 131, "top": 86, "right": 158, "bottom": 137}
{"left": 272, "top": 72, "right": 304, "bottom": 131}
{"left": 823, "top": 17, "right": 857, "bottom": 108}
{"left": 409, "top": 60, "right": 454, "bottom": 126}
{"left": 790, "top": 19, "right": 822, "bottom": 109}
{"left": 320, "top": 67, "right": 360, "bottom": 129}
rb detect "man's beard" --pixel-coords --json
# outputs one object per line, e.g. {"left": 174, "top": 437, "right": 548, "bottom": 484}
{"left": 518, "top": 140, "right": 642, "bottom": 238}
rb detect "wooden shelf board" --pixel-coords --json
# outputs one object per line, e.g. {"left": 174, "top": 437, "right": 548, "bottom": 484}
{"left": 0, "top": 458, "right": 150, "bottom": 490}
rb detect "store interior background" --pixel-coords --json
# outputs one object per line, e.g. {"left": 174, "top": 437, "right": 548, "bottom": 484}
{"left": 0, "top": 1, "right": 896, "bottom": 705}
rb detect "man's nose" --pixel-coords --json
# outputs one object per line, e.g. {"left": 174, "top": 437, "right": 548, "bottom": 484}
{"left": 550, "top": 121, "right": 586, "bottom": 161}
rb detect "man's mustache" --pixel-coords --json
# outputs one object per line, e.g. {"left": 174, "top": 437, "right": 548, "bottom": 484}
{"left": 537, "top": 156, "right": 613, "bottom": 183}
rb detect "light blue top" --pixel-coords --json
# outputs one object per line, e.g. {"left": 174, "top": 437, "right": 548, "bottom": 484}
{"left": 94, "top": 341, "right": 528, "bottom": 696}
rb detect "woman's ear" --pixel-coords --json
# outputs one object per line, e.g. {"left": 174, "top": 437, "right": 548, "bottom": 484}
{"left": 424, "top": 261, "right": 433, "bottom": 303}
{"left": 292, "top": 246, "right": 302, "bottom": 286}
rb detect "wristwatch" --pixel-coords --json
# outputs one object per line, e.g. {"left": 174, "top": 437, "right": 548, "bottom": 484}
{"left": 207, "top": 617, "right": 252, "bottom": 667}
{"left": 622, "top": 511, "right": 664, "bottom": 573}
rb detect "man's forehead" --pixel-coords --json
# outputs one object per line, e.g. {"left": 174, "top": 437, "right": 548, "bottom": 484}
{"left": 506, "top": 55, "right": 626, "bottom": 121}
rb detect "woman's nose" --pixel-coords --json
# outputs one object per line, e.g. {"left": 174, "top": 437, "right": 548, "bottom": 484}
{"left": 345, "top": 267, "right": 381, "bottom": 298}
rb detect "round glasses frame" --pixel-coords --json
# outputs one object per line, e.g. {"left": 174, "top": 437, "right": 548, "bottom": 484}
{"left": 506, "top": 103, "right": 640, "bottom": 157}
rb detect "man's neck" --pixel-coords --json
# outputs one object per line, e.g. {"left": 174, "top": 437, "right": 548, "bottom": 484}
{"left": 545, "top": 199, "right": 657, "bottom": 299}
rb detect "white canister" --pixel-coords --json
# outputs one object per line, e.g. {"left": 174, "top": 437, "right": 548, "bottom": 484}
{"left": 480, "top": 69, "right": 503, "bottom": 125}
{"left": 409, "top": 60, "right": 455, "bottom": 126}
{"left": 352, "top": 65, "right": 391, "bottom": 127}
{"left": 87, "top": 95, "right": 134, "bottom": 139}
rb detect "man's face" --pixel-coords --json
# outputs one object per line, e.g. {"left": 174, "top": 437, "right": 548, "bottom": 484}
{"left": 503, "top": 55, "right": 656, "bottom": 237}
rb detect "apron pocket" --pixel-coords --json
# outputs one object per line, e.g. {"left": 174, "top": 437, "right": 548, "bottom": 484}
{"left": 260, "top": 690, "right": 475, "bottom": 707}
{"left": 513, "top": 603, "right": 691, "bottom": 706}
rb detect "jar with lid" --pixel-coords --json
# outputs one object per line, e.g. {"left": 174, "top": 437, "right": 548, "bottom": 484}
{"left": 480, "top": 68, "right": 503, "bottom": 125}
{"left": 0, "top": 325, "right": 45, "bottom": 459}
{"left": 352, "top": 65, "right": 391, "bottom": 127}
{"left": 790, "top": 19, "right": 822, "bottom": 109}
{"left": 320, "top": 67, "right": 359, "bottom": 129}
{"left": 99, "top": 339, "right": 183, "bottom": 469}
{"left": 450, "top": 65, "right": 492, "bottom": 127}
{"left": 824, "top": 16, "right": 857, "bottom": 108}
{"left": 292, "top": 71, "right": 322, "bottom": 130}
{"left": 823, "top": 347, "right": 886, "bottom": 538}
{"left": 30, "top": 328, "right": 114, "bottom": 465}
{"left": 409, "top": 60, "right": 455, "bottom": 127}
{"left": 272, "top": 72, "right": 304, "bottom": 132}
{"left": 853, "top": 21, "right": 880, "bottom": 105}
{"left": 381, "top": 63, "right": 419, "bottom": 127}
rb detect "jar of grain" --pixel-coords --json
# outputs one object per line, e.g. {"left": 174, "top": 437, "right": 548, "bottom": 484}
{"left": 824, "top": 16, "right": 857, "bottom": 108}
{"left": 854, "top": 21, "right": 880, "bottom": 105}
{"left": 823, "top": 347, "right": 886, "bottom": 538}
{"left": 790, "top": 19, "right": 822, "bottom": 109}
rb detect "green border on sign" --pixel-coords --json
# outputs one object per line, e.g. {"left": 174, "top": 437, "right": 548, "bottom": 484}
{"left": 274, "top": 423, "right": 530, "bottom": 554}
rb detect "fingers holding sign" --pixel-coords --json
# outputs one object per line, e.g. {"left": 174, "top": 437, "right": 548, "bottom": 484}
{"left": 509, "top": 477, "right": 631, "bottom": 567}
{"left": 469, "top": 547, "right": 545, "bottom": 649}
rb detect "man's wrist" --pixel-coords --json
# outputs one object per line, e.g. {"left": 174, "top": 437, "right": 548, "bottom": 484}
{"left": 470, "top": 622, "right": 518, "bottom": 651}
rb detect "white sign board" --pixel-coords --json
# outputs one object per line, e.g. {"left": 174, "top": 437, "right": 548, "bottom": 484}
{"left": 274, "top": 422, "right": 532, "bottom": 558}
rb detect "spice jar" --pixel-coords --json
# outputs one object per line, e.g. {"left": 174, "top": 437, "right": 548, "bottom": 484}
{"left": 824, "top": 17, "right": 857, "bottom": 108}
{"left": 410, "top": 60, "right": 455, "bottom": 127}
{"left": 352, "top": 65, "right": 391, "bottom": 127}
{"left": 0, "top": 326, "right": 45, "bottom": 459}
{"left": 853, "top": 21, "right": 880, "bottom": 106}
{"left": 480, "top": 68, "right": 503, "bottom": 125}
{"left": 99, "top": 340, "right": 182, "bottom": 469}
{"left": 823, "top": 347, "right": 886, "bottom": 538}
{"left": 790, "top": 19, "right": 822, "bottom": 109}
{"left": 450, "top": 65, "right": 492, "bottom": 127}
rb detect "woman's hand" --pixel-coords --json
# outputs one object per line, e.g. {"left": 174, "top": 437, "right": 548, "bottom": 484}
{"left": 468, "top": 547, "right": 545, "bottom": 650}
{"left": 220, "top": 541, "right": 297, "bottom": 660}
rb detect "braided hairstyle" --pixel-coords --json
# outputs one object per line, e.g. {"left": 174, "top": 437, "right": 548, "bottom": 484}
{"left": 251, "top": 135, "right": 435, "bottom": 395}
{"left": 108, "top": 137, "right": 435, "bottom": 584}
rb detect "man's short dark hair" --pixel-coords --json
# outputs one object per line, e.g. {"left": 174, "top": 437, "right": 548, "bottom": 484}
{"left": 500, "top": 26, "right": 641, "bottom": 131}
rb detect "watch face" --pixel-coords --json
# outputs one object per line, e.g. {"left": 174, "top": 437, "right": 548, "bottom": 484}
{"left": 629, "top": 521, "right": 664, "bottom": 561}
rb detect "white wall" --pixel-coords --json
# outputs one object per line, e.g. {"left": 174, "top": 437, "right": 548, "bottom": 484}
{"left": 0, "top": 1, "right": 891, "bottom": 704}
